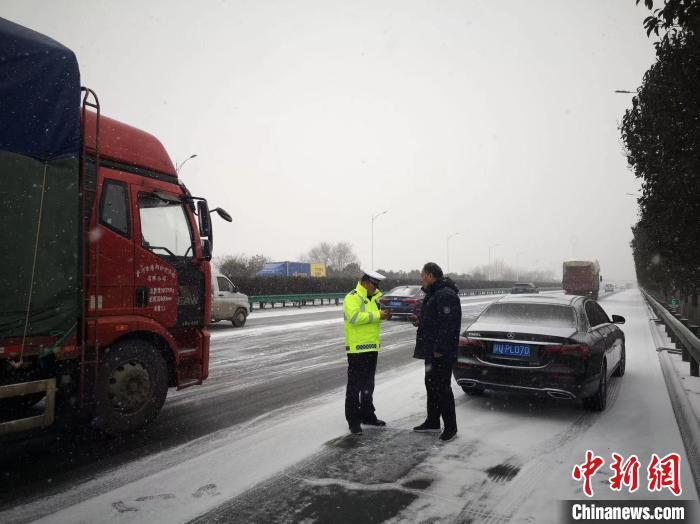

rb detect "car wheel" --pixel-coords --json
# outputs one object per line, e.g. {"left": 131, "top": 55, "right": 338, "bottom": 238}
{"left": 93, "top": 339, "right": 168, "bottom": 435}
{"left": 462, "top": 385, "right": 485, "bottom": 396}
{"left": 584, "top": 360, "right": 607, "bottom": 412}
{"left": 612, "top": 346, "right": 626, "bottom": 377}
{"left": 232, "top": 308, "right": 247, "bottom": 327}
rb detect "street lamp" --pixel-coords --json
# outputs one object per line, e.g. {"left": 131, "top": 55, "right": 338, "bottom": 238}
{"left": 176, "top": 153, "right": 197, "bottom": 173}
{"left": 515, "top": 251, "right": 524, "bottom": 281}
{"left": 371, "top": 210, "right": 388, "bottom": 270}
{"left": 488, "top": 244, "right": 499, "bottom": 281}
{"left": 446, "top": 232, "right": 459, "bottom": 274}
{"left": 614, "top": 90, "right": 635, "bottom": 94}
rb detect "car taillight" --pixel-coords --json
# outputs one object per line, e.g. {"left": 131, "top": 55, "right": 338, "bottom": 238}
{"left": 459, "top": 336, "right": 484, "bottom": 348}
{"left": 404, "top": 299, "right": 419, "bottom": 304}
{"left": 545, "top": 344, "right": 592, "bottom": 358}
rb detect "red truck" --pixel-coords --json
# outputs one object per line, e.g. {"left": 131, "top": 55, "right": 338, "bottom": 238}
{"left": 562, "top": 260, "right": 602, "bottom": 300}
{"left": 0, "top": 19, "right": 230, "bottom": 436}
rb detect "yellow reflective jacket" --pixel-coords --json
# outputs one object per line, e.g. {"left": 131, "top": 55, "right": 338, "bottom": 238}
{"left": 343, "top": 282, "right": 383, "bottom": 354}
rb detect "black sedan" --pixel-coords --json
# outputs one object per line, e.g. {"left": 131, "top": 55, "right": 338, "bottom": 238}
{"left": 378, "top": 285, "right": 424, "bottom": 320}
{"left": 453, "top": 294, "right": 625, "bottom": 411}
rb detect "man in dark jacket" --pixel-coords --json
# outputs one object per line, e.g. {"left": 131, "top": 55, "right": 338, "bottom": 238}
{"left": 412, "top": 262, "right": 462, "bottom": 442}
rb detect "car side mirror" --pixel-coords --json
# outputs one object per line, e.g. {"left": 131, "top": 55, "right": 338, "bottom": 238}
{"left": 201, "top": 238, "right": 212, "bottom": 261}
{"left": 612, "top": 314, "right": 625, "bottom": 324}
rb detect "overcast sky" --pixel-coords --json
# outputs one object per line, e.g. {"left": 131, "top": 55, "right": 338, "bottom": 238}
{"left": 4, "top": 0, "right": 656, "bottom": 280}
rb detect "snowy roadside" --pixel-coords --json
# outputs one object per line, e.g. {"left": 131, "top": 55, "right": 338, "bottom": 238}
{"left": 16, "top": 290, "right": 697, "bottom": 524}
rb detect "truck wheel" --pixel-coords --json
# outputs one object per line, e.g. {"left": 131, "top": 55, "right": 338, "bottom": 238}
{"left": 93, "top": 339, "right": 168, "bottom": 435}
{"left": 583, "top": 360, "right": 607, "bottom": 412}
{"left": 232, "top": 308, "right": 247, "bottom": 328}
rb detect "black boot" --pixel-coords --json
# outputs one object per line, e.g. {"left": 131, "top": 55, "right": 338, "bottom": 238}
{"left": 362, "top": 417, "right": 386, "bottom": 426}
{"left": 439, "top": 428, "right": 457, "bottom": 442}
{"left": 349, "top": 424, "right": 363, "bottom": 435}
{"left": 413, "top": 420, "right": 441, "bottom": 433}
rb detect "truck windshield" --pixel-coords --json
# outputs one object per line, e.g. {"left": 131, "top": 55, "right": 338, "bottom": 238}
{"left": 139, "top": 195, "right": 194, "bottom": 257}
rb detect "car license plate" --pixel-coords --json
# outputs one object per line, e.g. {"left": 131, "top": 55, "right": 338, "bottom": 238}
{"left": 492, "top": 343, "right": 531, "bottom": 358}
{"left": 390, "top": 301, "right": 402, "bottom": 307}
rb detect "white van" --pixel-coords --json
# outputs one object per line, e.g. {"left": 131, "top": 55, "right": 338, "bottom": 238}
{"left": 211, "top": 273, "right": 250, "bottom": 327}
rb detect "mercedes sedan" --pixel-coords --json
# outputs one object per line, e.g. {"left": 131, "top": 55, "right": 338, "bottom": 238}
{"left": 453, "top": 294, "right": 625, "bottom": 411}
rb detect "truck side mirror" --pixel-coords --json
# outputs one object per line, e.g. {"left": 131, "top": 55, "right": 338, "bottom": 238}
{"left": 201, "top": 238, "right": 212, "bottom": 261}
{"left": 197, "top": 200, "right": 211, "bottom": 238}
{"left": 212, "top": 207, "right": 232, "bottom": 222}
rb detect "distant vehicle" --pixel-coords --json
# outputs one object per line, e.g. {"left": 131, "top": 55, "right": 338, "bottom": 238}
{"left": 257, "top": 261, "right": 326, "bottom": 277}
{"left": 378, "top": 285, "right": 425, "bottom": 319}
{"left": 563, "top": 260, "right": 601, "bottom": 300}
{"left": 510, "top": 282, "right": 539, "bottom": 294}
{"left": 211, "top": 274, "right": 250, "bottom": 327}
{"left": 605, "top": 284, "right": 615, "bottom": 293}
{"left": 454, "top": 294, "right": 626, "bottom": 411}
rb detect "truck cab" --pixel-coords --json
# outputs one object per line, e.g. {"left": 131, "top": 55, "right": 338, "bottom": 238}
{"left": 211, "top": 274, "right": 250, "bottom": 327}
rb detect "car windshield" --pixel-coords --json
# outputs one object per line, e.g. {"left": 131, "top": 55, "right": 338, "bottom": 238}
{"left": 386, "top": 286, "right": 421, "bottom": 297}
{"left": 479, "top": 303, "right": 576, "bottom": 328}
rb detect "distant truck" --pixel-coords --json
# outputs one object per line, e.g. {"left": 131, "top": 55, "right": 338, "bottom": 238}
{"left": 257, "top": 261, "right": 326, "bottom": 277}
{"left": 0, "top": 19, "right": 230, "bottom": 437}
{"left": 563, "top": 260, "right": 602, "bottom": 300}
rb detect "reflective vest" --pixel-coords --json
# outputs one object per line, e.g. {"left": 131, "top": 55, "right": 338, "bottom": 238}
{"left": 343, "top": 282, "right": 383, "bottom": 354}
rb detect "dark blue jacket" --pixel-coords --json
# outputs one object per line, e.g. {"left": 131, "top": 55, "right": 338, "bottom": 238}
{"left": 413, "top": 278, "right": 462, "bottom": 363}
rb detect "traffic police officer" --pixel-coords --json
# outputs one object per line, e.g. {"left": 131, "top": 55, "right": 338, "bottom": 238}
{"left": 343, "top": 270, "right": 390, "bottom": 434}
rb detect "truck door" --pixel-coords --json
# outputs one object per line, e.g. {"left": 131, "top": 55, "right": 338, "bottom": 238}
{"left": 95, "top": 176, "right": 134, "bottom": 316}
{"left": 132, "top": 188, "right": 204, "bottom": 331}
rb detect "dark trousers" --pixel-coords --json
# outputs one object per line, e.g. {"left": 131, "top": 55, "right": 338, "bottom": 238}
{"left": 345, "top": 352, "right": 378, "bottom": 426}
{"left": 425, "top": 358, "right": 457, "bottom": 431}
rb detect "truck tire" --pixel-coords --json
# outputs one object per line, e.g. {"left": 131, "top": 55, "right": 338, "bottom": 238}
{"left": 232, "top": 308, "right": 247, "bottom": 328}
{"left": 93, "top": 339, "right": 168, "bottom": 435}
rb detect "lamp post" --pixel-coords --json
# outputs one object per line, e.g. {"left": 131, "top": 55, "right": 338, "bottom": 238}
{"left": 176, "top": 153, "right": 197, "bottom": 173}
{"left": 515, "top": 251, "right": 524, "bottom": 281}
{"left": 488, "top": 243, "right": 499, "bottom": 281}
{"left": 446, "top": 232, "right": 459, "bottom": 274}
{"left": 371, "top": 210, "right": 388, "bottom": 270}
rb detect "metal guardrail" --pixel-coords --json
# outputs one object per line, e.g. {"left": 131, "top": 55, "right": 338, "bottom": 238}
{"left": 641, "top": 288, "right": 700, "bottom": 377}
{"left": 250, "top": 287, "right": 563, "bottom": 310}
{"left": 250, "top": 293, "right": 346, "bottom": 309}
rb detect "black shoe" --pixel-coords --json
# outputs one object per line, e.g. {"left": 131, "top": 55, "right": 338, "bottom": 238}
{"left": 362, "top": 418, "right": 386, "bottom": 426}
{"left": 349, "top": 424, "right": 363, "bottom": 435}
{"left": 413, "top": 421, "right": 441, "bottom": 433}
{"left": 439, "top": 428, "right": 457, "bottom": 442}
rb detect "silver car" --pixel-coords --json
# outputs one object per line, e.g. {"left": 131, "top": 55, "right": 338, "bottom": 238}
{"left": 211, "top": 273, "right": 250, "bottom": 327}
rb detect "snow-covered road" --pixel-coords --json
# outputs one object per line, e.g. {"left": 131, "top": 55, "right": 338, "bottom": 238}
{"left": 1, "top": 290, "right": 697, "bottom": 523}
